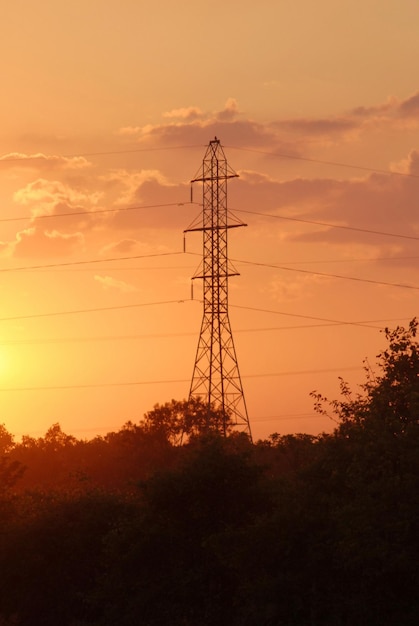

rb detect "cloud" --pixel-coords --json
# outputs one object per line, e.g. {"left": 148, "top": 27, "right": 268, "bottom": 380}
{"left": 94, "top": 168, "right": 192, "bottom": 232}
{"left": 398, "top": 92, "right": 419, "bottom": 118}
{"left": 116, "top": 126, "right": 142, "bottom": 136}
{"left": 94, "top": 150, "right": 418, "bottom": 249}
{"left": 99, "top": 238, "right": 167, "bottom": 256}
{"left": 270, "top": 91, "right": 419, "bottom": 144}
{"left": 2, "top": 178, "right": 107, "bottom": 257}
{"left": 234, "top": 170, "right": 343, "bottom": 214}
{"left": 4, "top": 92, "right": 419, "bottom": 264}
{"left": 10, "top": 228, "right": 84, "bottom": 258}
{"left": 350, "top": 96, "right": 397, "bottom": 118}
{"left": 101, "top": 169, "right": 173, "bottom": 206}
{"left": 272, "top": 117, "right": 360, "bottom": 140}
{"left": 100, "top": 239, "right": 140, "bottom": 255}
{"left": 163, "top": 106, "right": 204, "bottom": 121}
{"left": 11, "top": 179, "right": 105, "bottom": 234}
{"left": 283, "top": 166, "right": 419, "bottom": 255}
{"left": 0, "top": 241, "right": 11, "bottom": 258}
{"left": 94, "top": 274, "right": 137, "bottom": 293}
{"left": 139, "top": 118, "right": 280, "bottom": 149}
{"left": 13, "top": 178, "right": 101, "bottom": 209}
{"left": 350, "top": 91, "right": 419, "bottom": 126}
{"left": 216, "top": 98, "right": 240, "bottom": 121}
{"left": 126, "top": 91, "right": 419, "bottom": 156}
{"left": 0, "top": 153, "right": 91, "bottom": 170}
{"left": 106, "top": 175, "right": 191, "bottom": 231}
{"left": 265, "top": 273, "right": 331, "bottom": 303}
{"left": 126, "top": 99, "right": 285, "bottom": 151}
{"left": 207, "top": 151, "right": 419, "bottom": 262}
{"left": 390, "top": 150, "right": 419, "bottom": 176}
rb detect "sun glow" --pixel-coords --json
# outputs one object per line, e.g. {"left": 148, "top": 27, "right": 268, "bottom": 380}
{"left": 0, "top": 346, "right": 13, "bottom": 382}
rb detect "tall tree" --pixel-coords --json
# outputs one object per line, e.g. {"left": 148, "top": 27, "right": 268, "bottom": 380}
{"left": 142, "top": 397, "right": 232, "bottom": 444}
{"left": 312, "top": 318, "right": 419, "bottom": 437}
{"left": 308, "top": 319, "right": 419, "bottom": 624}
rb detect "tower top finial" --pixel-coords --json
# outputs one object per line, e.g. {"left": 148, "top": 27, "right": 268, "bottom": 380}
{"left": 185, "top": 139, "right": 251, "bottom": 440}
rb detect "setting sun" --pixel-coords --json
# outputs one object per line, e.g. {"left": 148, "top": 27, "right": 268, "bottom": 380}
{"left": 0, "top": 342, "right": 16, "bottom": 381}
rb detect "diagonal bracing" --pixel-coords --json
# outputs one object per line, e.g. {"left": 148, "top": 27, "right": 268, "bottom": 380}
{"left": 185, "top": 138, "right": 252, "bottom": 439}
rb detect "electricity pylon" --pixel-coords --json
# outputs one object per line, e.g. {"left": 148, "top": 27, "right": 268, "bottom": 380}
{"left": 185, "top": 138, "right": 252, "bottom": 440}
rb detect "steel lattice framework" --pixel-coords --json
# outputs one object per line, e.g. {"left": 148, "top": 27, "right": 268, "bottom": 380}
{"left": 185, "top": 138, "right": 252, "bottom": 439}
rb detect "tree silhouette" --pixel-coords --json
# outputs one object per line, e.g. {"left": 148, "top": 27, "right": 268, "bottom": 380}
{"left": 312, "top": 318, "right": 419, "bottom": 437}
{"left": 141, "top": 397, "right": 232, "bottom": 444}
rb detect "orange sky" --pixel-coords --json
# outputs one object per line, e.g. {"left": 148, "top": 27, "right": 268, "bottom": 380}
{"left": 1, "top": 0, "right": 419, "bottom": 441}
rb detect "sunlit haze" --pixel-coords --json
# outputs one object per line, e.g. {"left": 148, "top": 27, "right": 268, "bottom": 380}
{"left": 1, "top": 0, "right": 419, "bottom": 440}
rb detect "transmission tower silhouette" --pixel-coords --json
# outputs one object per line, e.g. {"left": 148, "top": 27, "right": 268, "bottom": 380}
{"left": 185, "top": 138, "right": 252, "bottom": 440}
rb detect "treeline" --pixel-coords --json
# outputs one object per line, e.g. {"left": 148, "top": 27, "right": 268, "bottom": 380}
{"left": 0, "top": 322, "right": 419, "bottom": 625}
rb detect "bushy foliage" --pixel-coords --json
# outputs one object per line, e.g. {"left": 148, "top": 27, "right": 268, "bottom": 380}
{"left": 142, "top": 397, "right": 232, "bottom": 444}
{"left": 0, "top": 322, "right": 419, "bottom": 624}
{"left": 312, "top": 318, "right": 419, "bottom": 437}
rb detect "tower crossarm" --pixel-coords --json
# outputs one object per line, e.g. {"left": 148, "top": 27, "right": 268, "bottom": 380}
{"left": 185, "top": 137, "right": 252, "bottom": 441}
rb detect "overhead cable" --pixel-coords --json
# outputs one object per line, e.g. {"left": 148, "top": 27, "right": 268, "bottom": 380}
{"left": 0, "top": 298, "right": 189, "bottom": 322}
{"left": 233, "top": 258, "right": 419, "bottom": 291}
{"left": 0, "top": 365, "right": 363, "bottom": 392}
{"left": 235, "top": 209, "right": 419, "bottom": 242}
{"left": 225, "top": 145, "right": 419, "bottom": 179}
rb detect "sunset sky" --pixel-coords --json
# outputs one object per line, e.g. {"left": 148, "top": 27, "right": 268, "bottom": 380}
{"left": 1, "top": 0, "right": 419, "bottom": 441}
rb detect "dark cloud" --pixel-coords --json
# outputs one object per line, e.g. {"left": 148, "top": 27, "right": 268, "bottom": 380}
{"left": 406, "top": 150, "right": 419, "bottom": 175}
{"left": 272, "top": 117, "right": 359, "bottom": 136}
{"left": 139, "top": 118, "right": 279, "bottom": 149}
{"left": 134, "top": 91, "right": 419, "bottom": 156}
{"left": 110, "top": 177, "right": 192, "bottom": 231}
{"left": 350, "top": 99, "right": 395, "bottom": 118}
{"left": 270, "top": 91, "right": 419, "bottom": 142}
{"left": 350, "top": 90, "right": 419, "bottom": 122}
{"left": 398, "top": 91, "right": 419, "bottom": 118}
{"left": 30, "top": 201, "right": 105, "bottom": 233}
{"left": 287, "top": 170, "right": 419, "bottom": 253}
{"left": 5, "top": 93, "right": 419, "bottom": 262}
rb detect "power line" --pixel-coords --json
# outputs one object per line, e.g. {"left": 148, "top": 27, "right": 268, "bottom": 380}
{"left": 225, "top": 145, "right": 419, "bottom": 179}
{"left": 248, "top": 254, "right": 419, "bottom": 266}
{"left": 234, "top": 208, "right": 419, "bottom": 242}
{"left": 3, "top": 143, "right": 418, "bottom": 180}
{"left": 17, "top": 265, "right": 195, "bottom": 273}
{"left": 188, "top": 249, "right": 419, "bottom": 292}
{"left": 0, "top": 317, "right": 409, "bottom": 346}
{"left": 2, "top": 246, "right": 418, "bottom": 278}
{"left": 0, "top": 365, "right": 363, "bottom": 392}
{"left": 0, "top": 251, "right": 184, "bottom": 273}
{"left": 234, "top": 258, "right": 419, "bottom": 292}
{"left": 0, "top": 379, "right": 188, "bottom": 392}
{"left": 0, "top": 331, "right": 197, "bottom": 345}
{"left": 245, "top": 366, "right": 363, "bottom": 378}
{"left": 0, "top": 201, "right": 196, "bottom": 224}
{"left": 235, "top": 317, "right": 408, "bottom": 332}
{"left": 5, "top": 252, "right": 419, "bottom": 274}
{"left": 1, "top": 193, "right": 415, "bottom": 248}
{"left": 0, "top": 309, "right": 412, "bottom": 346}
{"left": 0, "top": 285, "right": 410, "bottom": 327}
{"left": 0, "top": 145, "right": 204, "bottom": 165}
{"left": 231, "top": 305, "right": 385, "bottom": 329}
{"left": 0, "top": 298, "right": 189, "bottom": 323}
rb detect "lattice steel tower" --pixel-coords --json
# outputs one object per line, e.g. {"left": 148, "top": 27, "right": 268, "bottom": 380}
{"left": 185, "top": 138, "right": 252, "bottom": 439}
